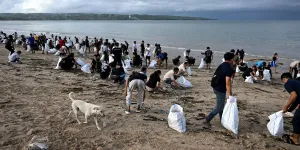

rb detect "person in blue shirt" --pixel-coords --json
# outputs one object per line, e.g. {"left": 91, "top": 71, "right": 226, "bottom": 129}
{"left": 28, "top": 34, "right": 35, "bottom": 53}
{"left": 281, "top": 73, "right": 300, "bottom": 145}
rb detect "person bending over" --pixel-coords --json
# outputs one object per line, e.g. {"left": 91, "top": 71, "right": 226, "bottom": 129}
{"left": 124, "top": 67, "right": 147, "bottom": 114}
{"left": 163, "top": 68, "right": 179, "bottom": 88}
{"left": 132, "top": 52, "right": 142, "bottom": 67}
{"left": 157, "top": 52, "right": 168, "bottom": 69}
{"left": 59, "top": 53, "right": 78, "bottom": 70}
{"left": 146, "top": 70, "right": 162, "bottom": 92}
{"left": 172, "top": 56, "right": 181, "bottom": 66}
{"left": 178, "top": 61, "right": 189, "bottom": 76}
{"left": 91, "top": 54, "right": 102, "bottom": 73}
{"left": 242, "top": 68, "right": 255, "bottom": 80}
{"left": 281, "top": 73, "right": 300, "bottom": 145}
{"left": 290, "top": 61, "right": 300, "bottom": 79}
{"left": 8, "top": 51, "right": 21, "bottom": 63}
{"left": 110, "top": 63, "right": 126, "bottom": 84}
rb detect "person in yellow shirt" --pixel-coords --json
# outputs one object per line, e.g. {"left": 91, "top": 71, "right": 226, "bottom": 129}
{"left": 34, "top": 34, "right": 38, "bottom": 41}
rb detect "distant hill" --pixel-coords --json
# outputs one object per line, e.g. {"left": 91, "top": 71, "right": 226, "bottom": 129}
{"left": 0, "top": 13, "right": 212, "bottom": 20}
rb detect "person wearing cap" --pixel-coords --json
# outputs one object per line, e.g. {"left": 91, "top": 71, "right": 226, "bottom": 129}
{"left": 281, "top": 73, "right": 300, "bottom": 145}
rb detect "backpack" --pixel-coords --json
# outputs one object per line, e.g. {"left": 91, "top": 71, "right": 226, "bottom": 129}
{"left": 211, "top": 65, "right": 222, "bottom": 87}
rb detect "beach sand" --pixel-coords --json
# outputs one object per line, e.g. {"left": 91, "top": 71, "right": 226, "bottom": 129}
{"left": 0, "top": 45, "right": 297, "bottom": 150}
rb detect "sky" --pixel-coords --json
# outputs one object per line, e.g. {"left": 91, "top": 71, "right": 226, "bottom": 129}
{"left": 0, "top": 0, "right": 300, "bottom": 20}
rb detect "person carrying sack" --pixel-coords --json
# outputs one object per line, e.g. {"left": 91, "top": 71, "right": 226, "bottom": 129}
{"left": 124, "top": 67, "right": 147, "bottom": 114}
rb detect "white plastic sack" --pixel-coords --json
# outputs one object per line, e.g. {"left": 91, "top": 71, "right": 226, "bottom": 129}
{"left": 27, "top": 45, "right": 31, "bottom": 52}
{"left": 44, "top": 44, "right": 50, "bottom": 52}
{"left": 245, "top": 76, "right": 254, "bottom": 84}
{"left": 75, "top": 43, "right": 80, "bottom": 51}
{"left": 256, "top": 70, "right": 259, "bottom": 77}
{"left": 100, "top": 54, "right": 105, "bottom": 61}
{"left": 176, "top": 76, "right": 192, "bottom": 88}
{"left": 168, "top": 104, "right": 186, "bottom": 133}
{"left": 183, "top": 51, "right": 187, "bottom": 57}
{"left": 55, "top": 57, "right": 63, "bottom": 70}
{"left": 94, "top": 47, "right": 97, "bottom": 53}
{"left": 81, "top": 64, "right": 91, "bottom": 73}
{"left": 297, "top": 73, "right": 300, "bottom": 78}
{"left": 221, "top": 96, "right": 239, "bottom": 135}
{"left": 109, "top": 56, "right": 114, "bottom": 64}
{"left": 79, "top": 47, "right": 85, "bottom": 55}
{"left": 186, "top": 67, "right": 192, "bottom": 76}
{"left": 124, "top": 59, "right": 131, "bottom": 69}
{"left": 262, "top": 70, "right": 271, "bottom": 81}
{"left": 267, "top": 111, "right": 284, "bottom": 137}
{"left": 236, "top": 66, "right": 240, "bottom": 73}
{"left": 48, "top": 49, "right": 57, "bottom": 54}
{"left": 76, "top": 58, "right": 86, "bottom": 66}
{"left": 148, "top": 60, "right": 157, "bottom": 68}
{"left": 198, "top": 58, "right": 205, "bottom": 69}
{"left": 54, "top": 51, "right": 60, "bottom": 56}
{"left": 122, "top": 61, "right": 129, "bottom": 74}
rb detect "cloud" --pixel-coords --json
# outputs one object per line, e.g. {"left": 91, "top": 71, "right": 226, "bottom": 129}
{"left": 0, "top": 0, "right": 299, "bottom": 13}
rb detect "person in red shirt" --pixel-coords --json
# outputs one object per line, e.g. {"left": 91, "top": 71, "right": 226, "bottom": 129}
{"left": 59, "top": 36, "right": 65, "bottom": 48}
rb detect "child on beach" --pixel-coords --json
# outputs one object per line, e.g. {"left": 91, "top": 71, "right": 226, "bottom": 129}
{"left": 271, "top": 53, "right": 278, "bottom": 73}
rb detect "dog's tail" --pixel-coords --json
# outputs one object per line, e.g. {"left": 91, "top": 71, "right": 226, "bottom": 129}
{"left": 69, "top": 92, "right": 75, "bottom": 101}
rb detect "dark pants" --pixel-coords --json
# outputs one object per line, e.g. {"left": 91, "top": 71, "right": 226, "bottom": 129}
{"left": 141, "top": 50, "right": 145, "bottom": 58}
{"left": 292, "top": 109, "right": 300, "bottom": 134}
{"left": 146, "top": 56, "right": 150, "bottom": 66}
{"left": 206, "top": 89, "right": 226, "bottom": 122}
{"left": 292, "top": 68, "right": 298, "bottom": 79}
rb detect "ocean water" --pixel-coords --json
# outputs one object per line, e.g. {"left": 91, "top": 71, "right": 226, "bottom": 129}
{"left": 1, "top": 20, "right": 300, "bottom": 67}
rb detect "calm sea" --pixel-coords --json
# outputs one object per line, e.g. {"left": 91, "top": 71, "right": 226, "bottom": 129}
{"left": 1, "top": 20, "right": 300, "bottom": 67}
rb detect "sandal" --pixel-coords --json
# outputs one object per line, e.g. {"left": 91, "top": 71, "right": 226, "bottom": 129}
{"left": 283, "top": 134, "right": 300, "bottom": 146}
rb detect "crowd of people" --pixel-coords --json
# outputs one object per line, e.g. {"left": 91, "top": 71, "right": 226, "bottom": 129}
{"left": 1, "top": 31, "right": 299, "bottom": 146}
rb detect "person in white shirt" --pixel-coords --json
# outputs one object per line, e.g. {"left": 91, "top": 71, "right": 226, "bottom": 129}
{"left": 8, "top": 51, "right": 21, "bottom": 63}
{"left": 145, "top": 44, "right": 151, "bottom": 66}
{"left": 132, "top": 41, "right": 137, "bottom": 53}
{"left": 290, "top": 61, "right": 300, "bottom": 79}
{"left": 101, "top": 42, "right": 109, "bottom": 63}
{"left": 163, "top": 68, "right": 179, "bottom": 88}
{"left": 178, "top": 61, "right": 188, "bottom": 76}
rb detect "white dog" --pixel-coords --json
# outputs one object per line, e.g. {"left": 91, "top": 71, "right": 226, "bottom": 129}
{"left": 68, "top": 92, "right": 104, "bottom": 130}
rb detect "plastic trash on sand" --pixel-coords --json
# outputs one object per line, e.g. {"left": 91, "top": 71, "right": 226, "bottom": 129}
{"left": 236, "top": 66, "right": 240, "bottom": 73}
{"left": 148, "top": 60, "right": 157, "bottom": 68}
{"left": 168, "top": 104, "right": 186, "bottom": 133}
{"left": 27, "top": 135, "right": 49, "bottom": 150}
{"left": 245, "top": 76, "right": 254, "bottom": 84}
{"left": 109, "top": 55, "right": 114, "bottom": 64}
{"left": 267, "top": 111, "right": 284, "bottom": 137}
{"left": 176, "top": 76, "right": 192, "bottom": 88}
{"left": 198, "top": 58, "right": 205, "bottom": 69}
{"left": 221, "top": 96, "right": 239, "bottom": 135}
{"left": 54, "top": 51, "right": 60, "bottom": 56}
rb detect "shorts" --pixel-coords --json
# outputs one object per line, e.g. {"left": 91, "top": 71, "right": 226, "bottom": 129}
{"left": 292, "top": 109, "right": 300, "bottom": 134}
{"left": 205, "top": 57, "right": 212, "bottom": 64}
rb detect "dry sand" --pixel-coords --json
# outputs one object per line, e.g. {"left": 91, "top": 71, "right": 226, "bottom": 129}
{"left": 0, "top": 45, "right": 298, "bottom": 150}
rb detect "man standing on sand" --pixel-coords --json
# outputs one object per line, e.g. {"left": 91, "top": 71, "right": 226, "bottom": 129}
{"left": 204, "top": 47, "right": 213, "bottom": 70}
{"left": 140, "top": 40, "right": 145, "bottom": 58}
{"left": 132, "top": 41, "right": 137, "bottom": 53}
{"left": 290, "top": 61, "right": 300, "bottom": 79}
{"left": 203, "top": 52, "right": 234, "bottom": 128}
{"left": 281, "top": 73, "right": 300, "bottom": 145}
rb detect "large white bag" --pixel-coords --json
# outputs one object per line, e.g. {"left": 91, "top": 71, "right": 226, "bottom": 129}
{"left": 245, "top": 76, "right": 254, "bottom": 84}
{"left": 262, "top": 70, "right": 271, "bottom": 81}
{"left": 81, "top": 64, "right": 91, "bottom": 73}
{"left": 221, "top": 96, "right": 239, "bottom": 135}
{"left": 48, "top": 49, "right": 57, "bottom": 54}
{"left": 124, "top": 59, "right": 131, "bottom": 69}
{"left": 198, "top": 58, "right": 205, "bottom": 69}
{"left": 27, "top": 45, "right": 31, "bottom": 52}
{"left": 148, "top": 60, "right": 157, "bottom": 68}
{"left": 267, "top": 111, "right": 284, "bottom": 137}
{"left": 176, "top": 76, "right": 192, "bottom": 88}
{"left": 75, "top": 43, "right": 80, "bottom": 51}
{"left": 168, "top": 104, "right": 186, "bottom": 133}
{"left": 44, "top": 44, "right": 50, "bottom": 52}
{"left": 255, "top": 70, "right": 260, "bottom": 77}
{"left": 236, "top": 66, "right": 240, "bottom": 73}
{"left": 54, "top": 51, "right": 60, "bottom": 56}
{"left": 121, "top": 61, "right": 129, "bottom": 74}
{"left": 297, "top": 73, "right": 300, "bottom": 78}
{"left": 183, "top": 51, "right": 187, "bottom": 57}
{"left": 79, "top": 47, "right": 85, "bottom": 55}
{"left": 186, "top": 67, "right": 192, "bottom": 76}
{"left": 55, "top": 57, "right": 63, "bottom": 70}
{"left": 76, "top": 58, "right": 86, "bottom": 66}
{"left": 109, "top": 55, "right": 114, "bottom": 64}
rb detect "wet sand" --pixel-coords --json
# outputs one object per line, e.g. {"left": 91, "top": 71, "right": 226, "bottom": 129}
{"left": 0, "top": 45, "right": 297, "bottom": 150}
